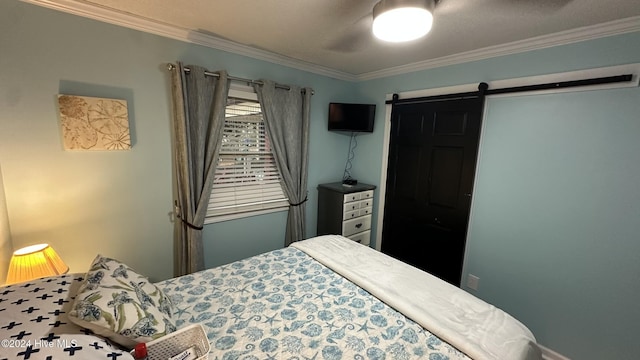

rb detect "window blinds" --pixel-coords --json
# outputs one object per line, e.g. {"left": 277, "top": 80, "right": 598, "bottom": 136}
{"left": 207, "top": 97, "right": 288, "bottom": 219}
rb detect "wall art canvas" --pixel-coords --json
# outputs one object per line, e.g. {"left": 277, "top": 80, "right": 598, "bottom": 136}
{"left": 57, "top": 94, "right": 131, "bottom": 150}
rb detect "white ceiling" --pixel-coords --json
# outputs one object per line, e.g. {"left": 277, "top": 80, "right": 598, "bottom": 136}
{"left": 26, "top": 0, "right": 640, "bottom": 80}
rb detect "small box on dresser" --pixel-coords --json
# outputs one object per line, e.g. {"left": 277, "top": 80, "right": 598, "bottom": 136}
{"left": 317, "top": 182, "right": 376, "bottom": 246}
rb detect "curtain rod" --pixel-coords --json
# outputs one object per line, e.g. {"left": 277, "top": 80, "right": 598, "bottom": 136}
{"left": 167, "top": 63, "right": 314, "bottom": 95}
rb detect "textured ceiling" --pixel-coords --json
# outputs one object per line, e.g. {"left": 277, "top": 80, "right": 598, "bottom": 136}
{"left": 26, "top": 0, "right": 640, "bottom": 78}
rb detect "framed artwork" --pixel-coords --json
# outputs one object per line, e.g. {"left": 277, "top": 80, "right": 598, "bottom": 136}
{"left": 57, "top": 94, "right": 131, "bottom": 150}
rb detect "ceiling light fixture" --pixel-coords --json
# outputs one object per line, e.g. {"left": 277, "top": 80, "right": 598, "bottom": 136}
{"left": 372, "top": 0, "right": 435, "bottom": 43}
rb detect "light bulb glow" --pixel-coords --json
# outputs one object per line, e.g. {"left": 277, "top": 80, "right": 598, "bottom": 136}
{"left": 14, "top": 243, "right": 48, "bottom": 255}
{"left": 373, "top": 7, "right": 433, "bottom": 42}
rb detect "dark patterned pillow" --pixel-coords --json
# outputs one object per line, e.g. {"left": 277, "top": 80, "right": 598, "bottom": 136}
{"left": 0, "top": 274, "right": 133, "bottom": 359}
{"left": 67, "top": 255, "right": 176, "bottom": 348}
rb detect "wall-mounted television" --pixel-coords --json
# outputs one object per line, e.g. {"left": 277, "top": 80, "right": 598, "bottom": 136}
{"left": 328, "top": 102, "right": 375, "bottom": 133}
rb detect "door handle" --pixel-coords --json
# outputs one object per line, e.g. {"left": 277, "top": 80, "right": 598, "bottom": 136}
{"left": 430, "top": 217, "right": 451, "bottom": 232}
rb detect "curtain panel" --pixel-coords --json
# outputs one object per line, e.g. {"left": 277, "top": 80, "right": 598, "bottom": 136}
{"left": 170, "top": 63, "right": 229, "bottom": 276}
{"left": 255, "top": 80, "right": 313, "bottom": 246}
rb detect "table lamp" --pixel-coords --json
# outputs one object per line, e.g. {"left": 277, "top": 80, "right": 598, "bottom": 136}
{"left": 6, "top": 244, "right": 69, "bottom": 284}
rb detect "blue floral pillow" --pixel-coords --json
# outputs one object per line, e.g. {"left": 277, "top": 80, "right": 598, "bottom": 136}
{"left": 68, "top": 255, "right": 176, "bottom": 348}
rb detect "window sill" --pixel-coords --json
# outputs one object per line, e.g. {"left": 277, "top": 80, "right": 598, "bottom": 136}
{"left": 204, "top": 206, "right": 289, "bottom": 224}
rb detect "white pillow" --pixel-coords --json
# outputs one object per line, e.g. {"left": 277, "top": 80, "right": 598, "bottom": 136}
{"left": 68, "top": 255, "right": 176, "bottom": 348}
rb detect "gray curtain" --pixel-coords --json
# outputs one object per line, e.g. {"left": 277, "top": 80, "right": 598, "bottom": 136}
{"left": 254, "top": 80, "right": 313, "bottom": 246}
{"left": 170, "top": 62, "right": 229, "bottom": 276}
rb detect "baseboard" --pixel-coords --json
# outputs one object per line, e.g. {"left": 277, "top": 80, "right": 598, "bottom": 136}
{"left": 539, "top": 344, "right": 571, "bottom": 360}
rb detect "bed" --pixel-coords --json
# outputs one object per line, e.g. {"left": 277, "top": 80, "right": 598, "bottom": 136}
{"left": 0, "top": 235, "right": 542, "bottom": 360}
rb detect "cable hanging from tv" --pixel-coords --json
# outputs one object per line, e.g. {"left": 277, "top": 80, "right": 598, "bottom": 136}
{"left": 342, "top": 132, "right": 358, "bottom": 185}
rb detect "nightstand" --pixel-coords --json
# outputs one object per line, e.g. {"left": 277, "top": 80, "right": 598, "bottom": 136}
{"left": 317, "top": 182, "right": 376, "bottom": 245}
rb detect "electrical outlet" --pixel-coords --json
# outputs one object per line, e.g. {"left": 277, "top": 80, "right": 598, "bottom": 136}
{"left": 467, "top": 274, "right": 479, "bottom": 290}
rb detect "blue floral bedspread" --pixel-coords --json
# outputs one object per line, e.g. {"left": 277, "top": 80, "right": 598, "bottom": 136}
{"left": 156, "top": 247, "right": 470, "bottom": 360}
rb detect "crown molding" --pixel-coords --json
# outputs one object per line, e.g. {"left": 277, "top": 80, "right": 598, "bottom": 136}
{"left": 357, "top": 16, "right": 640, "bottom": 81}
{"left": 22, "top": 1, "right": 640, "bottom": 83}
{"left": 20, "top": 0, "right": 358, "bottom": 82}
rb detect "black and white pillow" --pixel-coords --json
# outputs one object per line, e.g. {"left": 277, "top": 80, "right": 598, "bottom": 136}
{"left": 0, "top": 274, "right": 133, "bottom": 359}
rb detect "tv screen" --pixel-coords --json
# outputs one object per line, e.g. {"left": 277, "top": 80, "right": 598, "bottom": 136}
{"left": 328, "top": 103, "right": 375, "bottom": 132}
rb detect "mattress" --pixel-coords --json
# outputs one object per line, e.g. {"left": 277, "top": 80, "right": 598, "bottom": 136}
{"left": 292, "top": 235, "right": 542, "bottom": 360}
{"left": 156, "top": 241, "right": 471, "bottom": 360}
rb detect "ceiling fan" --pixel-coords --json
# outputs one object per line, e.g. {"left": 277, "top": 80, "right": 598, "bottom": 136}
{"left": 324, "top": 0, "right": 574, "bottom": 52}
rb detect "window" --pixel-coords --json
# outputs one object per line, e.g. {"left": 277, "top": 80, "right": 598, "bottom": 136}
{"left": 205, "top": 86, "right": 288, "bottom": 223}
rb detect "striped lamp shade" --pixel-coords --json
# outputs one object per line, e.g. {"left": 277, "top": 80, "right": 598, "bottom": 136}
{"left": 6, "top": 244, "right": 69, "bottom": 285}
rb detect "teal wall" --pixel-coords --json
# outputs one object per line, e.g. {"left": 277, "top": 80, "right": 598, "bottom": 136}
{"left": 0, "top": 0, "right": 357, "bottom": 281}
{"left": 354, "top": 32, "right": 640, "bottom": 360}
{"left": 1, "top": 0, "right": 639, "bottom": 358}
{"left": 468, "top": 89, "right": 640, "bottom": 359}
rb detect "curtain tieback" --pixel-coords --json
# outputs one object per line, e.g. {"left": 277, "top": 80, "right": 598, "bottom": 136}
{"left": 289, "top": 195, "right": 308, "bottom": 207}
{"left": 180, "top": 216, "right": 204, "bottom": 231}
{"left": 175, "top": 201, "right": 204, "bottom": 230}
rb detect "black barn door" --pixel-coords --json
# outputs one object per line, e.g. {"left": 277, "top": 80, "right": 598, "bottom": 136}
{"left": 381, "top": 97, "right": 484, "bottom": 286}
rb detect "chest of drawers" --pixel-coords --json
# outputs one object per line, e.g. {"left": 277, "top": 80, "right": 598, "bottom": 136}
{"left": 317, "top": 182, "right": 376, "bottom": 246}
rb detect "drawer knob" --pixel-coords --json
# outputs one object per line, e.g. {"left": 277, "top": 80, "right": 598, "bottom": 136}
{"left": 355, "top": 223, "right": 363, "bottom": 229}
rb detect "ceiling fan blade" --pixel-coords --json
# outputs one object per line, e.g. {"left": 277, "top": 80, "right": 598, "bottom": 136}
{"left": 323, "top": 13, "right": 373, "bottom": 53}
{"left": 435, "top": 0, "right": 574, "bottom": 15}
{"left": 494, "top": 0, "right": 574, "bottom": 13}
